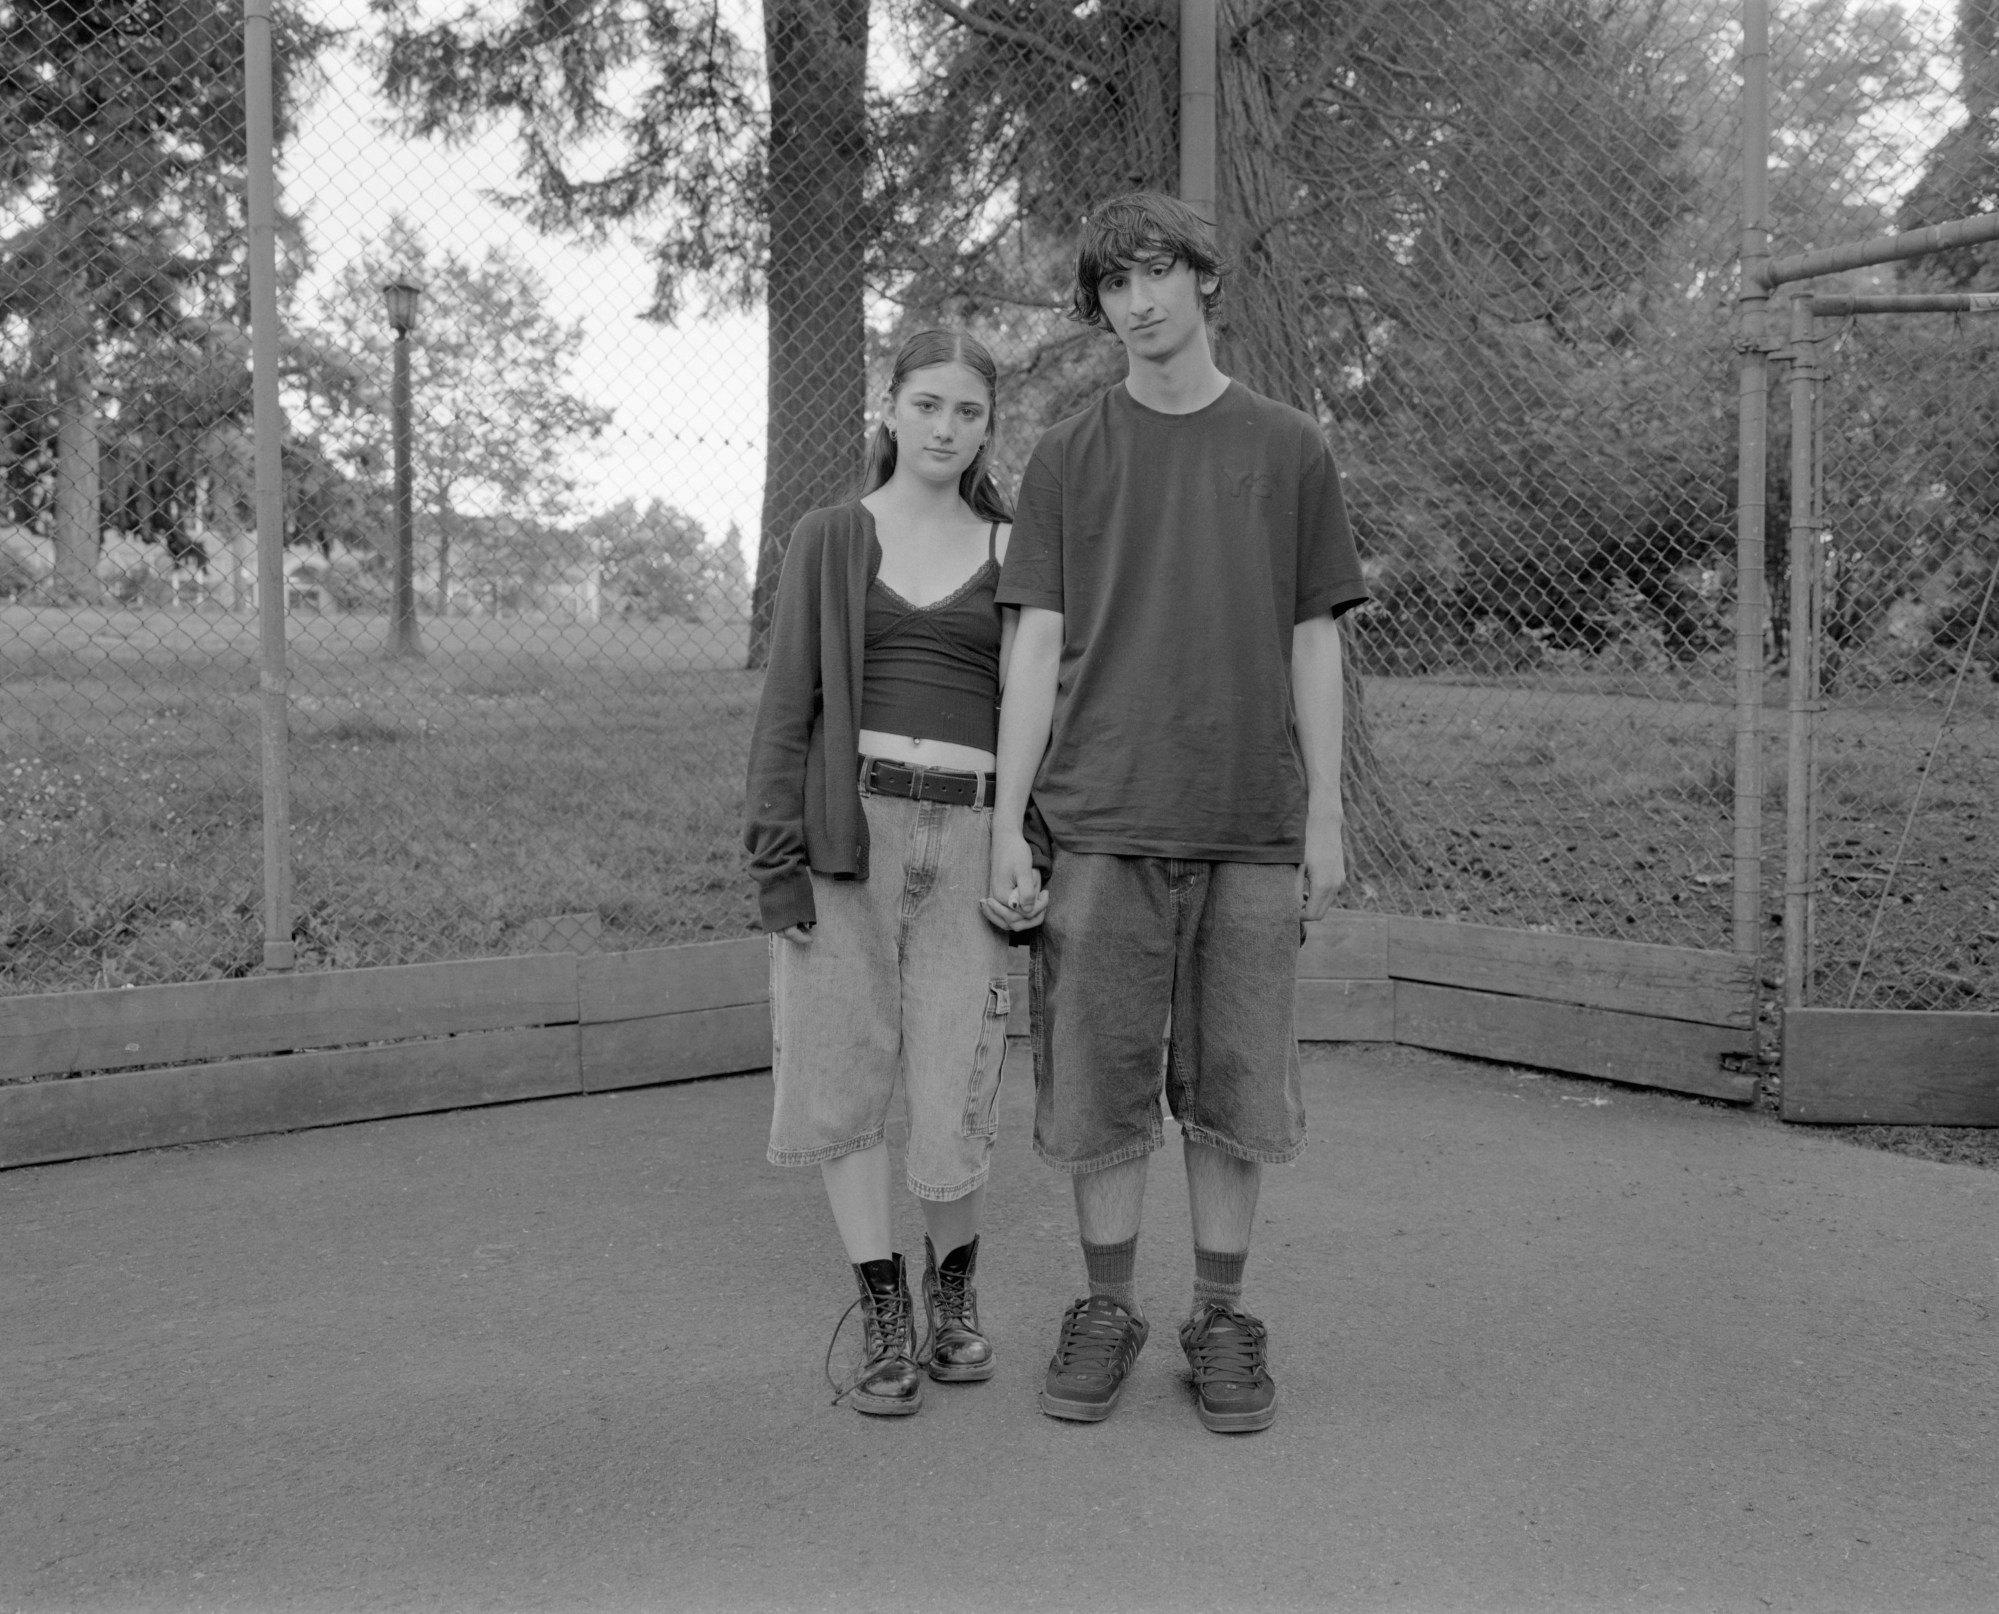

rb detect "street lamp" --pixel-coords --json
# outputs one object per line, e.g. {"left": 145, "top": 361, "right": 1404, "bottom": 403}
{"left": 382, "top": 275, "right": 423, "bottom": 658}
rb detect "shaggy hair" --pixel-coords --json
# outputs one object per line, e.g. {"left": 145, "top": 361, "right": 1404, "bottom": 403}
{"left": 1070, "top": 191, "right": 1229, "bottom": 329}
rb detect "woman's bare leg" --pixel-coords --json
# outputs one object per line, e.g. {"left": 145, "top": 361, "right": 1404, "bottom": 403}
{"left": 821, "top": 1142, "right": 893, "bottom": 1264}
{"left": 919, "top": 1183, "right": 985, "bottom": 1258}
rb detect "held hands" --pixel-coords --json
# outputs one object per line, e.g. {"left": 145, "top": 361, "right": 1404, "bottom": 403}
{"left": 1297, "top": 810, "right": 1347, "bottom": 923}
{"left": 982, "top": 826, "right": 1050, "bottom": 933}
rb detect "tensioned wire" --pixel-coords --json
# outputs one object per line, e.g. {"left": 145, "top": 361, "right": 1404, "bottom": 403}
{"left": 1844, "top": 552, "right": 1999, "bottom": 1008}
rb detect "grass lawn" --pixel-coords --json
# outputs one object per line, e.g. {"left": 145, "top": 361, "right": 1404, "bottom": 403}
{"left": 2, "top": 605, "right": 759, "bottom": 992}
{"left": 3, "top": 605, "right": 1993, "bottom": 1019}
{"left": 1358, "top": 672, "right": 1999, "bottom": 1011}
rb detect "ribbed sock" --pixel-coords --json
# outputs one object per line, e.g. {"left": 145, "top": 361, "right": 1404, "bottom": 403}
{"left": 1191, "top": 1246, "right": 1247, "bottom": 1314}
{"left": 1081, "top": 1234, "right": 1140, "bottom": 1317}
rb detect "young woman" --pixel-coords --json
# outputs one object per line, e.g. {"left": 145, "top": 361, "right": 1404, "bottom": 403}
{"left": 744, "top": 329, "right": 1025, "bottom": 1416}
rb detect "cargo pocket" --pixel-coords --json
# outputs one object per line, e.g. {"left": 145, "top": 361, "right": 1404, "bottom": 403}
{"left": 961, "top": 976, "right": 1010, "bottom": 1137}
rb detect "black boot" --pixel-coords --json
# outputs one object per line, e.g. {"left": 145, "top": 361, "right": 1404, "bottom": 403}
{"left": 921, "top": 1234, "right": 995, "bottom": 1383}
{"left": 843, "top": 1254, "right": 922, "bottom": 1416}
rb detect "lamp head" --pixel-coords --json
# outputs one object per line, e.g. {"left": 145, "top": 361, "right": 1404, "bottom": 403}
{"left": 381, "top": 276, "right": 423, "bottom": 337}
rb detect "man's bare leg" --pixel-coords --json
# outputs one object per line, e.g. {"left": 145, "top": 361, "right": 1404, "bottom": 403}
{"left": 1073, "top": 1154, "right": 1148, "bottom": 1312}
{"left": 1185, "top": 1137, "right": 1259, "bottom": 1254}
{"left": 1180, "top": 1136, "right": 1275, "bottom": 1429}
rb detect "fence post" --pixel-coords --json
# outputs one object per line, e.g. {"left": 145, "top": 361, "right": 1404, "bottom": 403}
{"left": 387, "top": 304, "right": 423, "bottom": 659}
{"left": 1178, "top": 0, "right": 1217, "bottom": 224}
{"left": 244, "top": 0, "right": 294, "bottom": 973}
{"left": 1731, "top": 0, "right": 1771, "bottom": 989}
{"left": 1782, "top": 292, "right": 1821, "bottom": 1009}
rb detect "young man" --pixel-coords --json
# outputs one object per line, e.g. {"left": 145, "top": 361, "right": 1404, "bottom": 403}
{"left": 985, "top": 191, "right": 1367, "bottom": 1434}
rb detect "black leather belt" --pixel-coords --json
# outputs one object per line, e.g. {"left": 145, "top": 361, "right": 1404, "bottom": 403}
{"left": 860, "top": 756, "right": 996, "bottom": 807}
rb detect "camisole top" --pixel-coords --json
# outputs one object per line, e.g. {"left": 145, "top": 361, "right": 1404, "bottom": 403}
{"left": 859, "top": 521, "right": 1003, "bottom": 752}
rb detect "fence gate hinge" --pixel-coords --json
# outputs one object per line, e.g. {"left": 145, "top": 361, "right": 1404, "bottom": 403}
{"left": 1734, "top": 331, "right": 1788, "bottom": 356}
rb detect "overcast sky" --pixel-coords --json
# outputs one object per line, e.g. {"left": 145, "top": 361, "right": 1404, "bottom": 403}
{"left": 286, "top": 3, "right": 768, "bottom": 555}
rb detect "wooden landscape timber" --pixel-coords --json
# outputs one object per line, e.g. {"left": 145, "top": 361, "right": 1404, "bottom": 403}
{"left": 0, "top": 1027, "right": 582, "bottom": 1168}
{"left": 2, "top": 915, "right": 1761, "bottom": 1170}
{"left": 1297, "top": 913, "right": 1756, "bottom": 1102}
{"left": 0, "top": 937, "right": 771, "bottom": 1169}
{"left": 0, "top": 953, "right": 581, "bottom": 1082}
{"left": 1395, "top": 983, "right": 1756, "bottom": 1104}
{"left": 1384, "top": 917, "right": 1754, "bottom": 1030}
{"left": 1781, "top": 1010, "right": 1999, "bottom": 1125}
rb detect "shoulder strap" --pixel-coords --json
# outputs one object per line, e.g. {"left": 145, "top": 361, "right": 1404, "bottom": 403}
{"left": 987, "top": 520, "right": 999, "bottom": 562}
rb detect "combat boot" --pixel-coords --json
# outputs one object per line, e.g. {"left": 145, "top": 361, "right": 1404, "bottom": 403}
{"left": 920, "top": 1234, "right": 995, "bottom": 1383}
{"left": 841, "top": 1254, "right": 922, "bottom": 1416}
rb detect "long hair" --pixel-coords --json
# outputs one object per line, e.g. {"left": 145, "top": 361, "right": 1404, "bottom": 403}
{"left": 1070, "top": 191, "right": 1229, "bottom": 329}
{"left": 856, "top": 329, "right": 1013, "bottom": 521}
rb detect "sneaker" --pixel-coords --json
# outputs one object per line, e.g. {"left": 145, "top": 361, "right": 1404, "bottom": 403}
{"left": 1040, "top": 1295, "right": 1148, "bottom": 1422}
{"left": 1178, "top": 1301, "right": 1277, "bottom": 1433}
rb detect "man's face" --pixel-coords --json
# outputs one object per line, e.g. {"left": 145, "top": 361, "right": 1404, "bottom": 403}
{"left": 1095, "top": 252, "right": 1217, "bottom": 363}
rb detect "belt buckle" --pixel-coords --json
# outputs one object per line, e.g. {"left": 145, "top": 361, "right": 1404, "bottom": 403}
{"left": 864, "top": 756, "right": 911, "bottom": 797}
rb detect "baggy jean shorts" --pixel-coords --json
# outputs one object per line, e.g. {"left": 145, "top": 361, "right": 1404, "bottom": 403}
{"left": 1029, "top": 849, "right": 1306, "bottom": 1174}
{"left": 767, "top": 789, "right": 1011, "bottom": 1201}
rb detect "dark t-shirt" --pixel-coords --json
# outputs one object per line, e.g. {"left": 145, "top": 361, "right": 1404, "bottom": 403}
{"left": 995, "top": 379, "right": 1368, "bottom": 862}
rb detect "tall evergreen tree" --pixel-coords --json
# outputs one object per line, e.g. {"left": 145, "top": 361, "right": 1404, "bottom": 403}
{"left": 0, "top": 0, "right": 328, "bottom": 599}
{"left": 376, "top": 0, "right": 867, "bottom": 664}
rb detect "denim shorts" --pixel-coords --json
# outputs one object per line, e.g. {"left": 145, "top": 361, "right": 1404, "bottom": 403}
{"left": 1029, "top": 849, "right": 1305, "bottom": 1173}
{"left": 767, "top": 788, "right": 1011, "bottom": 1200}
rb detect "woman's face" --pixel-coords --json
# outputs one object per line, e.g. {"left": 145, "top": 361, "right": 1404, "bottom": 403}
{"left": 885, "top": 361, "right": 992, "bottom": 487}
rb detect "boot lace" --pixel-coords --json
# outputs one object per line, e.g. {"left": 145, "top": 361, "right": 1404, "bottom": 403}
{"left": 823, "top": 1283, "right": 920, "bottom": 1406}
{"left": 915, "top": 1263, "right": 974, "bottom": 1368}
{"left": 933, "top": 1265, "right": 972, "bottom": 1326}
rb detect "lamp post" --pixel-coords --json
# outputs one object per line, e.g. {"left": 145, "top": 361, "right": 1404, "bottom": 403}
{"left": 382, "top": 275, "right": 423, "bottom": 658}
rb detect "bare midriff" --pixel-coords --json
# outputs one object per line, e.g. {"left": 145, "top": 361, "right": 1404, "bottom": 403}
{"left": 856, "top": 728, "right": 996, "bottom": 774}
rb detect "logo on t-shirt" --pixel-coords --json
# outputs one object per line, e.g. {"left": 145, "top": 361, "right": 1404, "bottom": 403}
{"left": 1225, "top": 469, "right": 1274, "bottom": 500}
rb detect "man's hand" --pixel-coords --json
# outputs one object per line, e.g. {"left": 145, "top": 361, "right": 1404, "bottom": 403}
{"left": 983, "top": 826, "right": 1049, "bottom": 932}
{"left": 778, "top": 923, "right": 815, "bottom": 945}
{"left": 1297, "top": 810, "right": 1346, "bottom": 922}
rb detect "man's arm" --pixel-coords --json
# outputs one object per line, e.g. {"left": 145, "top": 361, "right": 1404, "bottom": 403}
{"left": 983, "top": 605, "right": 1061, "bottom": 931}
{"left": 1292, "top": 611, "right": 1347, "bottom": 920}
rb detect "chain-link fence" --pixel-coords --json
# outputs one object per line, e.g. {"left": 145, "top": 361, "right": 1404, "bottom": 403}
{"left": 1315, "top": 0, "right": 1748, "bottom": 955}
{"left": 3, "top": 0, "right": 1992, "bottom": 1022}
{"left": 1787, "top": 304, "right": 1999, "bottom": 1010}
{"left": 1758, "top": 0, "right": 1998, "bottom": 1017}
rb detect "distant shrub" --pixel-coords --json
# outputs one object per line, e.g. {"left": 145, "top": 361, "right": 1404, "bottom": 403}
{"left": 319, "top": 559, "right": 393, "bottom": 614}
{"left": 0, "top": 546, "right": 40, "bottom": 599}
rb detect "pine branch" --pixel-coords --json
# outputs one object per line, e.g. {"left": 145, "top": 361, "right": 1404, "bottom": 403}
{"left": 923, "top": 0, "right": 1107, "bottom": 87}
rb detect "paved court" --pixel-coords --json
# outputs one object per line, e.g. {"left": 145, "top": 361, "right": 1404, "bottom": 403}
{"left": 3, "top": 1044, "right": 1995, "bottom": 1613}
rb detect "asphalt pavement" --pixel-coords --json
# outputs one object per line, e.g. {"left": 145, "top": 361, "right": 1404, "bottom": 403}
{"left": 4, "top": 1043, "right": 1995, "bottom": 1614}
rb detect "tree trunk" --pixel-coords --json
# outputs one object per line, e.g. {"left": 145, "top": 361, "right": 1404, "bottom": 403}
{"left": 50, "top": 297, "right": 104, "bottom": 604}
{"left": 196, "top": 421, "right": 254, "bottom": 613}
{"left": 1964, "top": 0, "right": 1998, "bottom": 119}
{"left": 748, "top": 0, "right": 870, "bottom": 668}
{"left": 1215, "top": 1, "right": 1413, "bottom": 881}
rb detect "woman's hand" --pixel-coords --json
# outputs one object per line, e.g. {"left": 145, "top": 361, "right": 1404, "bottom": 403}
{"left": 779, "top": 923, "right": 815, "bottom": 945}
{"left": 982, "top": 829, "right": 1049, "bottom": 932}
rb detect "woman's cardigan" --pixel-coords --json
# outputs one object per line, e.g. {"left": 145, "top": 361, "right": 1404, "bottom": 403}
{"left": 743, "top": 505, "right": 877, "bottom": 932}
